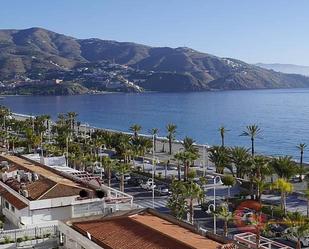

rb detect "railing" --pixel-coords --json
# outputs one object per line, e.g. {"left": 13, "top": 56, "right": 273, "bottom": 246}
{"left": 234, "top": 232, "right": 293, "bottom": 249}
{"left": 0, "top": 225, "right": 58, "bottom": 243}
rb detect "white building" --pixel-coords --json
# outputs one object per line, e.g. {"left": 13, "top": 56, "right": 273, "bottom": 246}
{"left": 0, "top": 154, "right": 133, "bottom": 228}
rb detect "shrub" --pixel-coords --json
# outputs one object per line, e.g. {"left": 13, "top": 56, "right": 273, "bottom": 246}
{"left": 4, "top": 236, "right": 11, "bottom": 244}
{"left": 16, "top": 237, "right": 23, "bottom": 243}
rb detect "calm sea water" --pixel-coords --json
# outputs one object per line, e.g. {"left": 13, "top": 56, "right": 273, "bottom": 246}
{"left": 2, "top": 88, "right": 309, "bottom": 159}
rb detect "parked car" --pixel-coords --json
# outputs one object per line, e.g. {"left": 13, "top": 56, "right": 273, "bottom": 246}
{"left": 128, "top": 177, "right": 143, "bottom": 186}
{"left": 268, "top": 223, "right": 287, "bottom": 237}
{"left": 115, "top": 173, "right": 131, "bottom": 182}
{"left": 140, "top": 179, "right": 156, "bottom": 190}
{"left": 284, "top": 228, "right": 309, "bottom": 247}
{"left": 155, "top": 185, "right": 170, "bottom": 196}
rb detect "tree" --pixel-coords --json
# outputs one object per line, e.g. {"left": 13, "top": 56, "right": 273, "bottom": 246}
{"left": 271, "top": 178, "right": 293, "bottom": 214}
{"left": 216, "top": 203, "right": 233, "bottom": 237}
{"left": 297, "top": 143, "right": 307, "bottom": 182}
{"left": 167, "top": 180, "right": 187, "bottom": 220}
{"left": 229, "top": 146, "right": 251, "bottom": 178}
{"left": 271, "top": 156, "right": 298, "bottom": 180}
{"left": 183, "top": 136, "right": 199, "bottom": 155}
{"left": 8, "top": 135, "right": 19, "bottom": 153}
{"left": 184, "top": 181, "right": 203, "bottom": 224}
{"left": 177, "top": 151, "right": 198, "bottom": 181}
{"left": 166, "top": 123, "right": 177, "bottom": 155}
{"left": 150, "top": 128, "right": 159, "bottom": 152}
{"left": 219, "top": 126, "right": 229, "bottom": 147}
{"left": 240, "top": 124, "right": 262, "bottom": 156}
{"left": 284, "top": 212, "right": 309, "bottom": 249}
{"left": 67, "top": 112, "right": 78, "bottom": 137}
{"left": 115, "top": 163, "right": 131, "bottom": 192}
{"left": 174, "top": 152, "right": 183, "bottom": 181}
{"left": 101, "top": 156, "right": 116, "bottom": 187}
{"left": 130, "top": 124, "right": 141, "bottom": 138}
{"left": 208, "top": 146, "right": 230, "bottom": 174}
{"left": 221, "top": 175, "right": 236, "bottom": 199}
{"left": 251, "top": 155, "right": 272, "bottom": 201}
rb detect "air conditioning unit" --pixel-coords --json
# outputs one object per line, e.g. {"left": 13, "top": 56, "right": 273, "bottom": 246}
{"left": 32, "top": 173, "right": 39, "bottom": 181}
{"left": 22, "top": 190, "right": 29, "bottom": 198}
{"left": 2, "top": 173, "right": 8, "bottom": 182}
{"left": 27, "top": 173, "right": 32, "bottom": 182}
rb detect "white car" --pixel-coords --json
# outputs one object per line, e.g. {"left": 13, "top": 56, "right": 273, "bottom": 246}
{"left": 115, "top": 173, "right": 131, "bottom": 182}
{"left": 140, "top": 179, "right": 156, "bottom": 190}
{"left": 284, "top": 228, "right": 309, "bottom": 247}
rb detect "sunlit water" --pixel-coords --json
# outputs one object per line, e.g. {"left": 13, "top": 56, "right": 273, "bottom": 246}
{"left": 2, "top": 88, "right": 309, "bottom": 159}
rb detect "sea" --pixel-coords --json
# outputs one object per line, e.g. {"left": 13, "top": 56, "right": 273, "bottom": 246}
{"left": 2, "top": 88, "right": 309, "bottom": 159}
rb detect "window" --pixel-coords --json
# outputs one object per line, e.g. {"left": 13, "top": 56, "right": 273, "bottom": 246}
{"left": 4, "top": 201, "right": 9, "bottom": 209}
{"left": 11, "top": 206, "right": 15, "bottom": 213}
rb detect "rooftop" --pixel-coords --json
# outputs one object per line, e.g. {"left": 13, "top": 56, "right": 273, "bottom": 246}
{"left": 70, "top": 209, "right": 223, "bottom": 249}
{"left": 0, "top": 155, "right": 93, "bottom": 201}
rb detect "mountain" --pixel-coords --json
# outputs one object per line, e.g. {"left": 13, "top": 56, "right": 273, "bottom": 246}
{"left": 1, "top": 27, "right": 309, "bottom": 95}
{"left": 256, "top": 63, "right": 309, "bottom": 76}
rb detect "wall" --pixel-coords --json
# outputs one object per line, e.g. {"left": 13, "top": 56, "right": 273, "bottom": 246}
{"left": 58, "top": 221, "right": 102, "bottom": 249}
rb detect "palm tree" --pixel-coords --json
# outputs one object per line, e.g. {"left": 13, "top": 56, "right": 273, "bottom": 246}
{"left": 174, "top": 152, "right": 183, "bottom": 181}
{"left": 67, "top": 112, "right": 78, "bottom": 137}
{"left": 130, "top": 124, "right": 141, "bottom": 138}
{"left": 150, "top": 128, "right": 159, "bottom": 152}
{"left": 284, "top": 212, "right": 309, "bottom": 249}
{"left": 251, "top": 155, "right": 271, "bottom": 201}
{"left": 166, "top": 123, "right": 177, "bottom": 155}
{"left": 115, "top": 163, "right": 131, "bottom": 192}
{"left": 271, "top": 156, "right": 298, "bottom": 180}
{"left": 229, "top": 146, "right": 251, "bottom": 178}
{"left": 208, "top": 146, "right": 230, "bottom": 174}
{"left": 297, "top": 143, "right": 307, "bottom": 182}
{"left": 178, "top": 151, "right": 198, "bottom": 181}
{"left": 216, "top": 203, "right": 233, "bottom": 237}
{"left": 271, "top": 178, "right": 293, "bottom": 214}
{"left": 219, "top": 126, "right": 229, "bottom": 147}
{"left": 101, "top": 157, "right": 116, "bottom": 187}
{"left": 184, "top": 181, "right": 203, "bottom": 224}
{"left": 8, "top": 135, "right": 19, "bottom": 153}
{"left": 221, "top": 175, "right": 236, "bottom": 200}
{"left": 183, "top": 136, "right": 198, "bottom": 154}
{"left": 240, "top": 124, "right": 262, "bottom": 156}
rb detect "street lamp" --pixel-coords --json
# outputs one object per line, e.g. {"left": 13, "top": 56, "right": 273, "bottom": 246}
{"left": 211, "top": 175, "right": 223, "bottom": 234}
{"left": 213, "top": 175, "right": 223, "bottom": 208}
{"left": 206, "top": 203, "right": 216, "bottom": 234}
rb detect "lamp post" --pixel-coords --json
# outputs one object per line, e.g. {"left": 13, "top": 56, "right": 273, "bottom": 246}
{"left": 206, "top": 203, "right": 216, "bottom": 234}
{"left": 212, "top": 176, "right": 222, "bottom": 234}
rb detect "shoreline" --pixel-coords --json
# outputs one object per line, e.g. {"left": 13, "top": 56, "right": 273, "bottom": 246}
{"left": 9, "top": 112, "right": 307, "bottom": 165}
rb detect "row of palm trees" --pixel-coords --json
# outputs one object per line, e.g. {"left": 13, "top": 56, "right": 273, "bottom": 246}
{"left": 2, "top": 106, "right": 309, "bottom": 228}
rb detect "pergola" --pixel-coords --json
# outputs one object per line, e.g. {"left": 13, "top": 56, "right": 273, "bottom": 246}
{"left": 234, "top": 232, "right": 292, "bottom": 249}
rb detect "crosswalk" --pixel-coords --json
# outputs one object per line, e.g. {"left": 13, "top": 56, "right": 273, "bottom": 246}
{"left": 134, "top": 197, "right": 169, "bottom": 210}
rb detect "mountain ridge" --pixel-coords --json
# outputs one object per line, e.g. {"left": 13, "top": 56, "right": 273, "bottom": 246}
{"left": 1, "top": 27, "right": 309, "bottom": 94}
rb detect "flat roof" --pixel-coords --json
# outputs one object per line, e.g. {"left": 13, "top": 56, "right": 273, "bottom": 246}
{"left": 71, "top": 210, "right": 222, "bottom": 249}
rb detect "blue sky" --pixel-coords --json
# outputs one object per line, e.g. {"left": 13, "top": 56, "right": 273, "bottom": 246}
{"left": 1, "top": 0, "right": 309, "bottom": 65}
